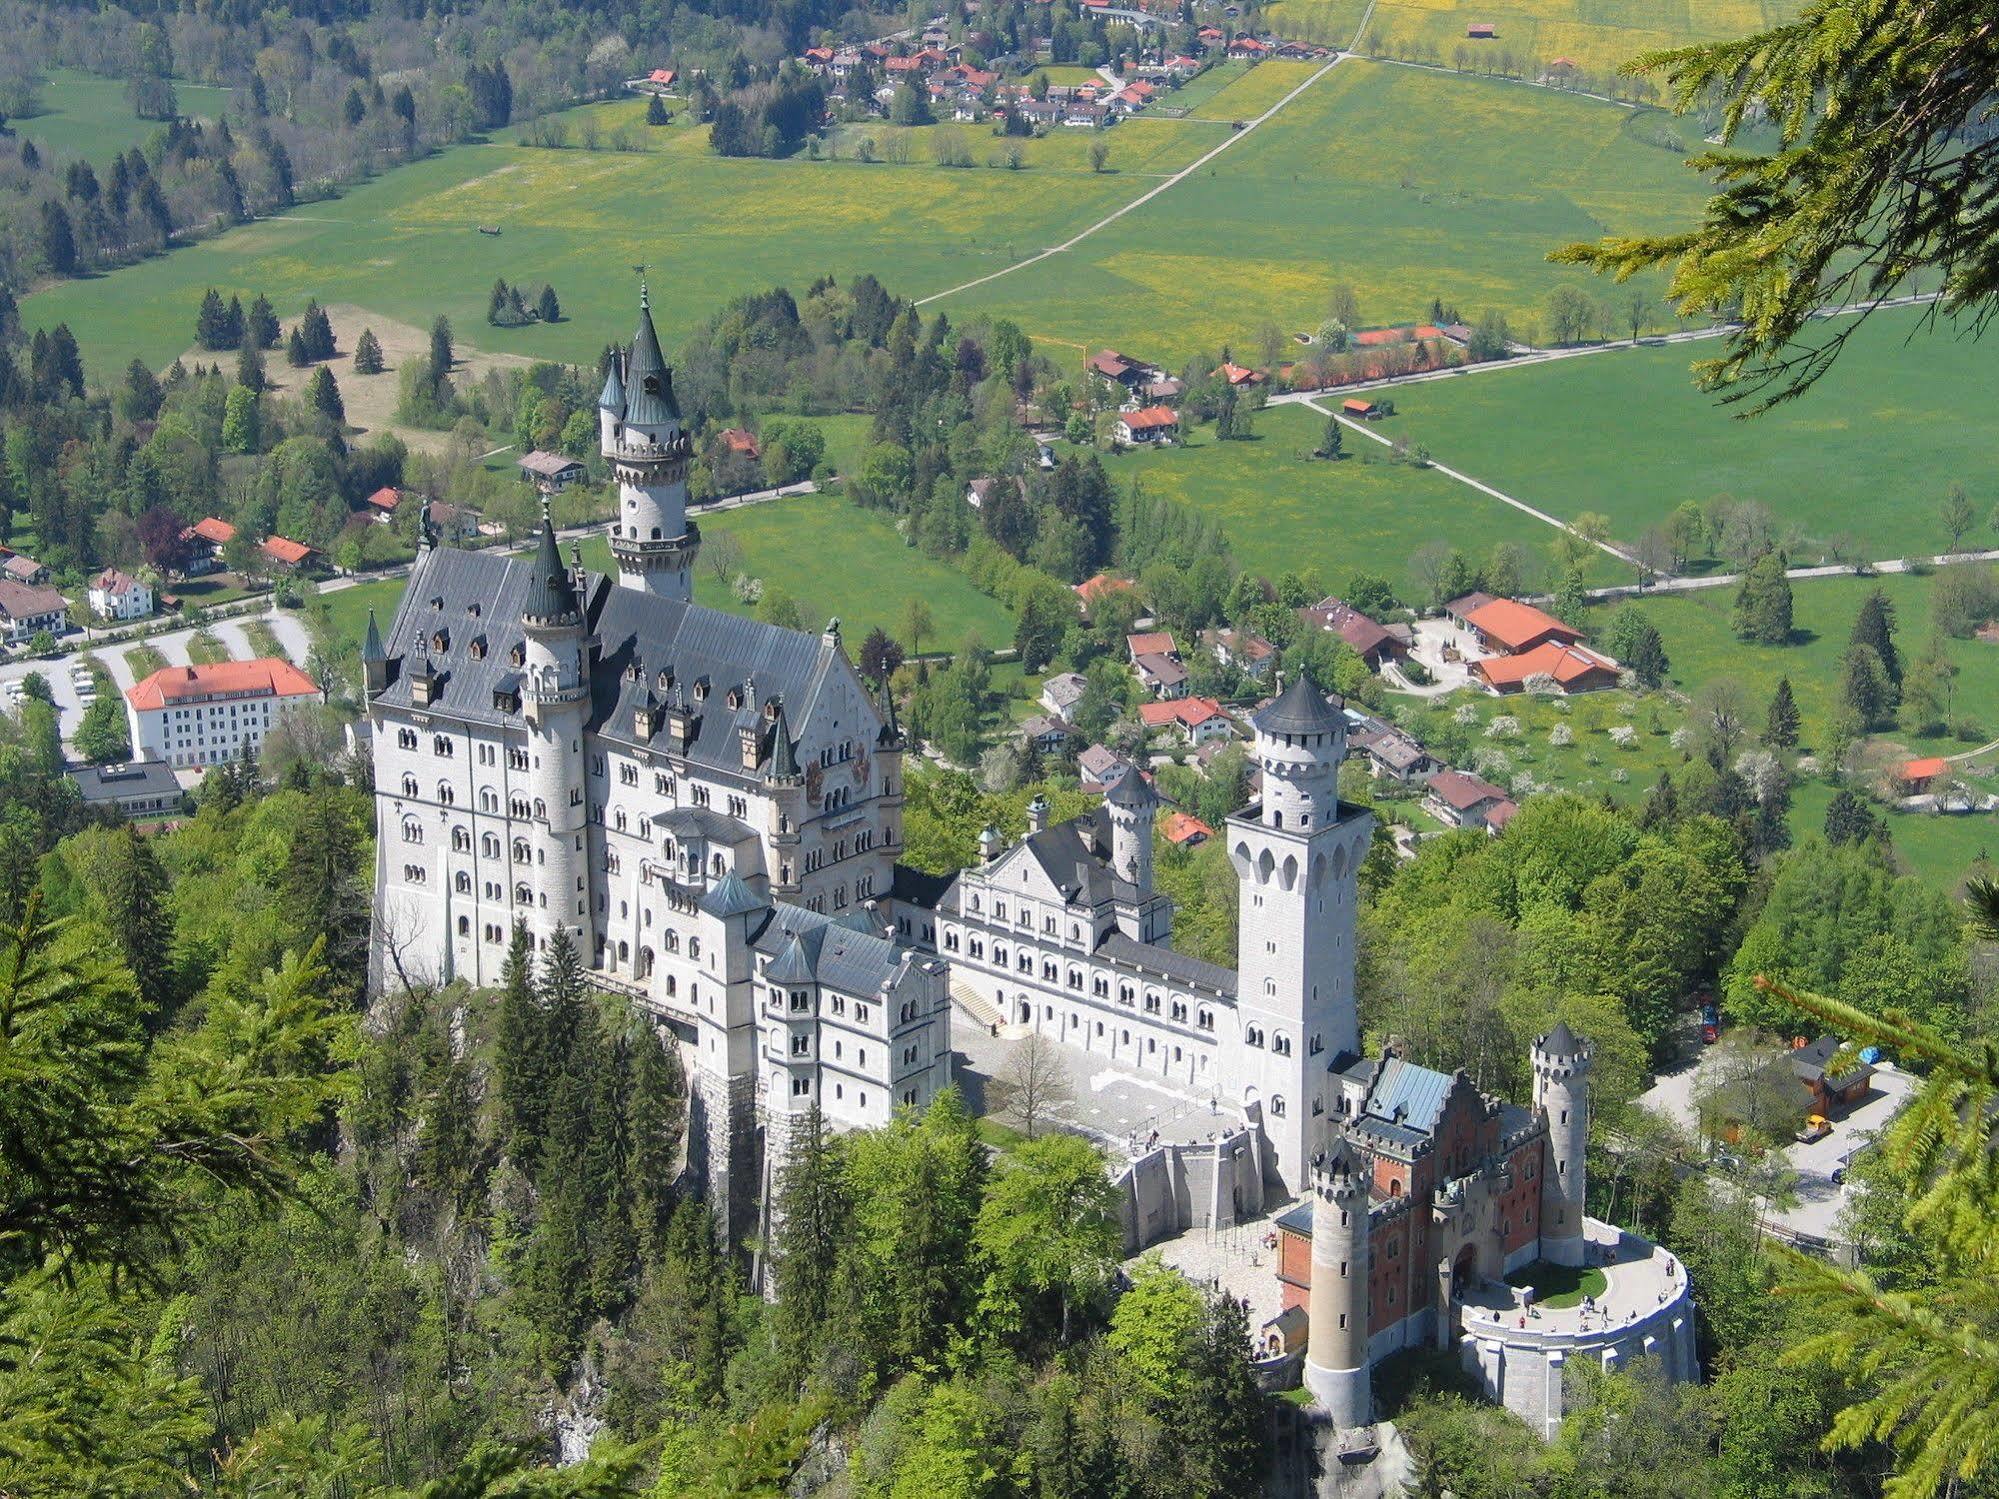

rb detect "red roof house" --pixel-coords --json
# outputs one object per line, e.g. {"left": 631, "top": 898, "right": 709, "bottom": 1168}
{"left": 1474, "top": 641, "right": 1620, "bottom": 695}
{"left": 1450, "top": 595, "right": 1585, "bottom": 655}
{"left": 259, "top": 536, "right": 316, "bottom": 570}
{"left": 1900, "top": 756, "right": 1948, "bottom": 791}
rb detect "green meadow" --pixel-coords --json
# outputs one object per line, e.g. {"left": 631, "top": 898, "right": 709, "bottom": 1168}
{"left": 319, "top": 493, "right": 1015, "bottom": 661}
{"left": 1367, "top": 305, "right": 1999, "bottom": 561}
{"left": 938, "top": 61, "right": 1706, "bottom": 360}
{"left": 1258, "top": 0, "right": 1378, "bottom": 49}
{"left": 22, "top": 96, "right": 1145, "bottom": 381}
{"left": 1366, "top": 0, "right": 1803, "bottom": 76}
{"left": 1183, "top": 59, "right": 1324, "bottom": 120}
{"left": 1097, "top": 402, "right": 1606, "bottom": 590}
{"left": 17, "top": 69, "right": 235, "bottom": 163}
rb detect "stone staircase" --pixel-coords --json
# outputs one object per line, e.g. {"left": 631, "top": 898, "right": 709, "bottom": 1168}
{"left": 951, "top": 980, "right": 1003, "bottom": 1031}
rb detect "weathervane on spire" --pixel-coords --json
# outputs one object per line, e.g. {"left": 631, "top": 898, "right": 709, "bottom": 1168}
{"left": 632, "top": 262, "right": 649, "bottom": 309}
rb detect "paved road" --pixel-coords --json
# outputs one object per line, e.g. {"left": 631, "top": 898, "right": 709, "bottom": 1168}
{"left": 916, "top": 53, "right": 1350, "bottom": 308}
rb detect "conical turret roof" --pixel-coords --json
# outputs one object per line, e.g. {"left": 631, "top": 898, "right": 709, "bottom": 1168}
{"left": 362, "top": 607, "right": 385, "bottom": 662}
{"left": 1540, "top": 1020, "right": 1581, "bottom": 1055}
{"left": 1252, "top": 670, "right": 1345, "bottom": 737}
{"left": 767, "top": 703, "right": 801, "bottom": 781}
{"left": 598, "top": 350, "right": 625, "bottom": 411}
{"left": 1103, "top": 767, "right": 1156, "bottom": 810}
{"left": 620, "top": 283, "right": 681, "bottom": 427}
{"left": 521, "top": 504, "right": 579, "bottom": 624}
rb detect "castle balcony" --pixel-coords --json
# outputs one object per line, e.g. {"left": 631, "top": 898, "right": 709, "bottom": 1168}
{"left": 609, "top": 521, "right": 701, "bottom": 560}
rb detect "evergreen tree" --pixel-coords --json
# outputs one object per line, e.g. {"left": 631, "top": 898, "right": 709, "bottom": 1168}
{"left": 276, "top": 790, "right": 368, "bottom": 996}
{"left": 1764, "top": 676, "right": 1801, "bottom": 748}
{"left": 770, "top": 1107, "right": 853, "bottom": 1379}
{"left": 646, "top": 93, "right": 669, "bottom": 125}
{"left": 301, "top": 301, "right": 336, "bottom": 360}
{"left": 1839, "top": 643, "right": 1893, "bottom": 729}
{"left": 247, "top": 293, "right": 280, "bottom": 348}
{"left": 39, "top": 200, "right": 77, "bottom": 276}
{"left": 221, "top": 295, "right": 246, "bottom": 349}
{"left": 352, "top": 328, "right": 384, "bottom": 375}
{"left": 287, "top": 327, "right": 310, "bottom": 367}
{"left": 625, "top": 1023, "right": 685, "bottom": 1261}
{"left": 1850, "top": 588, "right": 1902, "bottom": 690}
{"left": 1823, "top": 789, "right": 1879, "bottom": 846}
{"left": 1316, "top": 414, "right": 1344, "bottom": 458}
{"left": 429, "top": 316, "right": 454, "bottom": 401}
{"left": 1638, "top": 769, "right": 1678, "bottom": 829}
{"left": 1174, "top": 1292, "right": 1269, "bottom": 1497}
{"left": 494, "top": 921, "right": 554, "bottom": 1168}
{"left": 1731, "top": 549, "right": 1794, "bottom": 644}
{"left": 119, "top": 359, "right": 162, "bottom": 423}
{"left": 305, "top": 366, "right": 345, "bottom": 426}
{"left": 99, "top": 828, "right": 171, "bottom": 1014}
{"left": 536, "top": 283, "right": 560, "bottom": 323}
{"left": 196, "top": 288, "right": 230, "bottom": 349}
{"left": 235, "top": 341, "right": 265, "bottom": 393}
{"left": 487, "top": 278, "right": 513, "bottom": 326}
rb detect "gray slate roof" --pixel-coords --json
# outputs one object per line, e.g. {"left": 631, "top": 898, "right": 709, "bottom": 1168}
{"left": 753, "top": 901, "right": 914, "bottom": 996}
{"left": 1361, "top": 1055, "right": 1459, "bottom": 1137}
{"left": 1252, "top": 671, "right": 1345, "bottom": 736}
{"left": 1096, "top": 930, "right": 1235, "bottom": 996}
{"left": 619, "top": 288, "right": 683, "bottom": 427}
{"left": 375, "top": 546, "right": 871, "bottom": 783}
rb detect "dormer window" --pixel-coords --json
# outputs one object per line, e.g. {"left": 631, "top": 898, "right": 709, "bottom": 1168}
{"left": 726, "top": 687, "right": 742, "bottom": 710}
{"left": 468, "top": 603, "right": 481, "bottom": 618}
{"left": 509, "top": 643, "right": 525, "bottom": 667}
{"left": 643, "top": 373, "right": 661, "bottom": 396}
{"left": 469, "top": 635, "right": 487, "bottom": 660}
{"left": 692, "top": 678, "right": 709, "bottom": 702}
{"left": 656, "top": 669, "right": 674, "bottom": 693}
{"left": 430, "top": 629, "right": 448, "bottom": 652}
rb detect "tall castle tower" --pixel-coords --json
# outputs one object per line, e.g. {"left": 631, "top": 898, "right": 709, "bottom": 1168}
{"left": 1531, "top": 1022, "right": 1591, "bottom": 1267}
{"left": 1305, "top": 1138, "right": 1372, "bottom": 1427}
{"left": 602, "top": 284, "right": 699, "bottom": 601}
{"left": 520, "top": 506, "right": 593, "bottom": 953}
{"left": 1225, "top": 672, "right": 1373, "bottom": 1186}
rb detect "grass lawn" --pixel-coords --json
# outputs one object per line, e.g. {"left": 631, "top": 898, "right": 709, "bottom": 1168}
{"left": 941, "top": 62, "right": 1704, "bottom": 363}
{"left": 1184, "top": 60, "right": 1325, "bottom": 120}
{"left": 1370, "top": 305, "right": 1999, "bottom": 561}
{"left": 1160, "top": 61, "right": 1252, "bottom": 113}
{"left": 125, "top": 644, "right": 168, "bottom": 679}
{"left": 1505, "top": 1260, "right": 1607, "bottom": 1309}
{"left": 244, "top": 619, "right": 292, "bottom": 661}
{"left": 22, "top": 93, "right": 1154, "bottom": 384}
{"left": 169, "top": 575, "right": 259, "bottom": 610}
{"left": 1097, "top": 402, "right": 1613, "bottom": 593}
{"left": 1368, "top": 0, "right": 1803, "bottom": 76}
{"left": 17, "top": 69, "right": 235, "bottom": 163}
{"left": 1261, "top": 0, "right": 1377, "bottom": 49}
{"left": 319, "top": 497, "right": 1014, "bottom": 659}
{"left": 1029, "top": 65, "right": 1109, "bottom": 88}
{"left": 184, "top": 630, "right": 229, "bottom": 666}
{"left": 827, "top": 115, "right": 1218, "bottom": 180}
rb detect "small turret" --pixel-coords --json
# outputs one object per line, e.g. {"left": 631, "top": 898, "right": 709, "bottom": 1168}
{"left": 597, "top": 351, "right": 625, "bottom": 452}
{"left": 1532, "top": 1022, "right": 1592, "bottom": 1268}
{"left": 1305, "top": 1137, "right": 1373, "bottom": 1428}
{"left": 1250, "top": 669, "right": 1345, "bottom": 832}
{"left": 978, "top": 825, "right": 1003, "bottom": 863}
{"left": 362, "top": 607, "right": 389, "bottom": 699}
{"left": 521, "top": 500, "right": 581, "bottom": 629}
{"left": 1102, "top": 767, "right": 1157, "bottom": 893}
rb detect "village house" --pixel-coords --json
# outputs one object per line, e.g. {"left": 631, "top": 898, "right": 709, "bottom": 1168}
{"left": 1301, "top": 596, "right": 1404, "bottom": 668}
{"left": 1117, "top": 406, "right": 1179, "bottom": 444}
{"left": 1474, "top": 641, "right": 1620, "bottom": 695}
{"left": 716, "top": 427, "right": 761, "bottom": 460}
{"left": 1227, "top": 35, "right": 1271, "bottom": 58}
{"left": 1040, "top": 671, "right": 1090, "bottom": 720}
{"left": 260, "top": 536, "right": 318, "bottom": 573}
{"left": 0, "top": 553, "right": 46, "bottom": 589}
{"left": 1020, "top": 713, "right": 1075, "bottom": 755}
{"left": 1078, "top": 743, "right": 1142, "bottom": 794}
{"left": 1200, "top": 625, "right": 1275, "bottom": 677}
{"left": 1788, "top": 1035, "right": 1875, "bottom": 1118}
{"left": 1350, "top": 721, "right": 1435, "bottom": 783}
{"left": 1424, "top": 769, "right": 1517, "bottom": 832}
{"left": 1141, "top": 375, "right": 1186, "bottom": 405}
{"left": 179, "top": 517, "right": 236, "bottom": 576}
{"left": 1446, "top": 593, "right": 1586, "bottom": 657}
{"left": 1898, "top": 756, "right": 1948, "bottom": 794}
{"left": 1216, "top": 361, "right": 1263, "bottom": 387}
{"left": 88, "top": 568, "right": 153, "bottom": 622}
{"left": 426, "top": 501, "right": 486, "bottom": 545}
{"left": 1, "top": 551, "right": 49, "bottom": 585}
{"left": 0, "top": 579, "right": 69, "bottom": 645}
{"left": 1127, "top": 630, "right": 1187, "bottom": 699}
{"left": 1159, "top": 810, "right": 1213, "bottom": 848}
{"left": 1073, "top": 573, "right": 1137, "bottom": 617}
{"left": 964, "top": 475, "right": 1025, "bottom": 511}
{"left": 1341, "top": 397, "right": 1381, "bottom": 419}
{"left": 517, "top": 450, "right": 588, "bottom": 490}
{"left": 1087, "top": 348, "right": 1155, "bottom": 394}
{"left": 1139, "top": 695, "right": 1234, "bottom": 746}
{"left": 126, "top": 658, "right": 321, "bottom": 769}
{"left": 363, "top": 486, "right": 404, "bottom": 524}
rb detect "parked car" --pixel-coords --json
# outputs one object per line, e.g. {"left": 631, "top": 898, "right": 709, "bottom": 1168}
{"left": 1796, "top": 1115, "right": 1833, "bottom": 1144}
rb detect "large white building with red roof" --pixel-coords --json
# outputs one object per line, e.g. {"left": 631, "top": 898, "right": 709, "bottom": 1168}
{"left": 125, "top": 658, "right": 321, "bottom": 768}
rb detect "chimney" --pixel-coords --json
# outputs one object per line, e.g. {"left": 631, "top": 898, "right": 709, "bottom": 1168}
{"left": 978, "top": 825, "right": 1003, "bottom": 863}
{"left": 1026, "top": 794, "right": 1050, "bottom": 835}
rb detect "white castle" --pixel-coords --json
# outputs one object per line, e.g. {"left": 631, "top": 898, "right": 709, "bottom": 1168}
{"left": 366, "top": 287, "right": 950, "bottom": 1241}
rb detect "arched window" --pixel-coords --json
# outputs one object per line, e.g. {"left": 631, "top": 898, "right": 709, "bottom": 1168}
{"left": 437, "top": 781, "right": 455, "bottom": 805}
{"left": 1272, "top": 1032, "right": 1292, "bottom": 1057}
{"left": 1270, "top": 1096, "right": 1286, "bottom": 1117}
{"left": 513, "top": 839, "right": 530, "bottom": 864}
{"left": 454, "top": 871, "right": 471, "bottom": 893}
{"left": 514, "top": 882, "right": 532, "bottom": 904}
{"left": 639, "top": 948, "right": 655, "bottom": 978}
{"left": 1246, "top": 1026, "right": 1265, "bottom": 1047}
{"left": 451, "top": 827, "right": 471, "bottom": 852}
{"left": 533, "top": 798, "right": 546, "bottom": 819}
{"left": 482, "top": 832, "right": 500, "bottom": 858}
{"left": 401, "top": 774, "right": 418, "bottom": 798}
{"left": 401, "top": 819, "right": 423, "bottom": 844}
{"left": 1197, "top": 1007, "right": 1213, "bottom": 1031}
{"left": 457, "top": 915, "right": 470, "bottom": 935}
{"left": 480, "top": 787, "right": 498, "bottom": 812}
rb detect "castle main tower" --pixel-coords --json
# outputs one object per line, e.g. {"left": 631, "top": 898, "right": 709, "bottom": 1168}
{"left": 1225, "top": 672, "right": 1373, "bottom": 1186}
{"left": 1103, "top": 766, "right": 1157, "bottom": 893}
{"left": 519, "top": 507, "right": 593, "bottom": 954}
{"left": 603, "top": 283, "right": 699, "bottom": 601}
{"left": 1531, "top": 1022, "right": 1591, "bottom": 1267}
{"left": 1304, "top": 1138, "right": 1373, "bottom": 1428}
